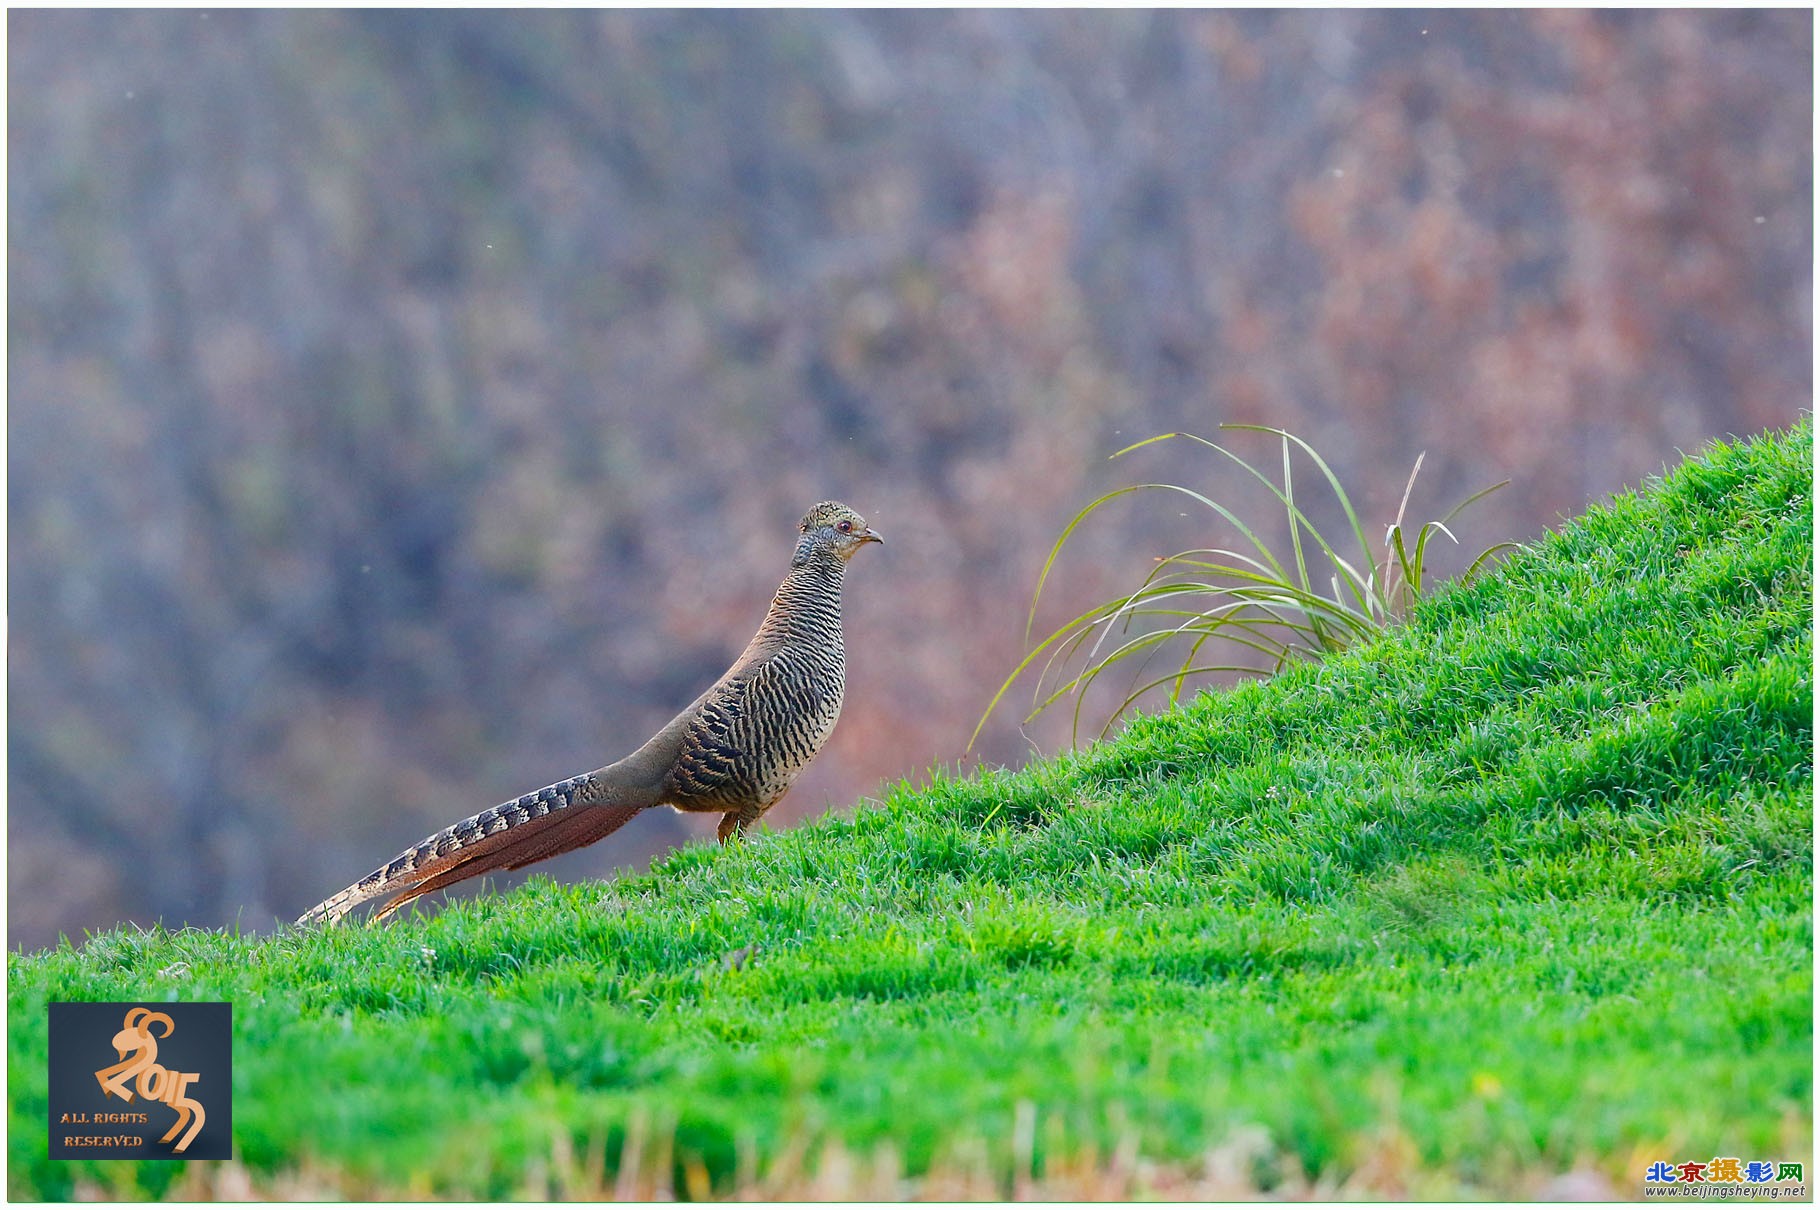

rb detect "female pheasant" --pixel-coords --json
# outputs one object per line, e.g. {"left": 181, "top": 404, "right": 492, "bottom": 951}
{"left": 297, "top": 501, "right": 881, "bottom": 925}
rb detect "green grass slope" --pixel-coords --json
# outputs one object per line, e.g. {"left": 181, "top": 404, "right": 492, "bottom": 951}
{"left": 9, "top": 423, "right": 1812, "bottom": 1199}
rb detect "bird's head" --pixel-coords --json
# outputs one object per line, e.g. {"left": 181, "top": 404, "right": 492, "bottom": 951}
{"left": 796, "top": 500, "right": 883, "bottom": 564}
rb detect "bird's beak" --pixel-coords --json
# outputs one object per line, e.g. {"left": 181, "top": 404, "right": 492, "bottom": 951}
{"left": 863, "top": 527, "right": 883, "bottom": 545}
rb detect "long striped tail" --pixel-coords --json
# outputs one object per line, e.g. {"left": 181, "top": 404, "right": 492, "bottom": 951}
{"left": 295, "top": 772, "right": 648, "bottom": 927}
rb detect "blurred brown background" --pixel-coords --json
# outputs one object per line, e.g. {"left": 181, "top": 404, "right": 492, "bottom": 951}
{"left": 8, "top": 10, "right": 1809, "bottom": 950}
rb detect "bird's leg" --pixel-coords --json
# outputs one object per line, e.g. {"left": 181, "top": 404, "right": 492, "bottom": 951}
{"left": 717, "top": 805, "right": 763, "bottom": 844}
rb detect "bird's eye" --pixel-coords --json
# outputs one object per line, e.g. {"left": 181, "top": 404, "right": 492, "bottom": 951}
{"left": 837, "top": 520, "right": 853, "bottom": 533}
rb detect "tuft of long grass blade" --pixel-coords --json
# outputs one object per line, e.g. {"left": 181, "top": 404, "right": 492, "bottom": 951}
{"left": 1024, "top": 485, "right": 1153, "bottom": 642}
{"left": 1148, "top": 429, "right": 1378, "bottom": 622}
{"left": 1467, "top": 541, "right": 1523, "bottom": 579}
{"left": 1030, "top": 601, "right": 1292, "bottom": 719}
{"left": 974, "top": 425, "right": 1517, "bottom": 749}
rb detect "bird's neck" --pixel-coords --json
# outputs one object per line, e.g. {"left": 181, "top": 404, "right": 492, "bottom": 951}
{"left": 755, "top": 549, "right": 846, "bottom": 649}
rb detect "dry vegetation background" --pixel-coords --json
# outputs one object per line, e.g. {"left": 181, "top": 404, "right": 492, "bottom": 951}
{"left": 8, "top": 10, "right": 1810, "bottom": 950}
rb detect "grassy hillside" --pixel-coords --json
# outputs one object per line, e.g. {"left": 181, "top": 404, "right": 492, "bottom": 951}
{"left": 8, "top": 422, "right": 1811, "bottom": 1200}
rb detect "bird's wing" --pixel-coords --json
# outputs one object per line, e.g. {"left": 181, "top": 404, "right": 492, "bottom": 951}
{"left": 665, "top": 673, "right": 758, "bottom": 804}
